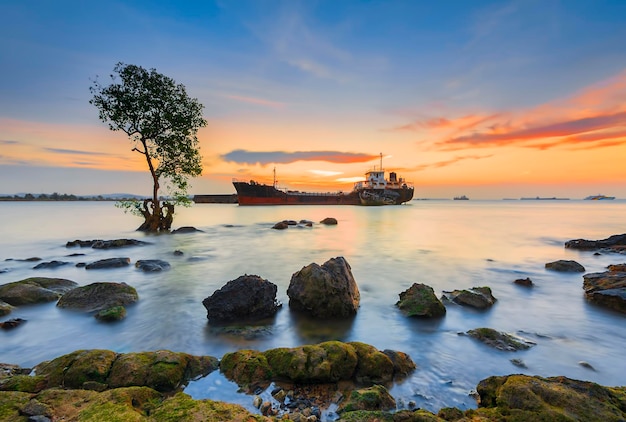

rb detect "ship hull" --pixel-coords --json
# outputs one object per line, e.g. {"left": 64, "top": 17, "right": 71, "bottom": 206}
{"left": 232, "top": 182, "right": 413, "bottom": 206}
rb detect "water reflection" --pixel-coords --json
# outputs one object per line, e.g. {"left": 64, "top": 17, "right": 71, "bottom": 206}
{"left": 289, "top": 311, "right": 356, "bottom": 343}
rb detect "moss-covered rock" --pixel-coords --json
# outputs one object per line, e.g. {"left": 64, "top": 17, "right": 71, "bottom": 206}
{"left": 467, "top": 328, "right": 535, "bottom": 351}
{"left": 35, "top": 349, "right": 118, "bottom": 389}
{"left": 220, "top": 349, "right": 273, "bottom": 390}
{"left": 57, "top": 282, "right": 138, "bottom": 313}
{"left": 348, "top": 342, "right": 394, "bottom": 384}
{"left": 382, "top": 349, "right": 417, "bottom": 378}
{"left": 444, "top": 286, "right": 497, "bottom": 309}
{"left": 339, "top": 384, "right": 396, "bottom": 413}
{"left": 95, "top": 305, "right": 127, "bottom": 321}
{"left": 396, "top": 283, "right": 446, "bottom": 318}
{"left": 0, "top": 374, "right": 48, "bottom": 393}
{"left": 150, "top": 392, "right": 269, "bottom": 421}
{"left": 0, "top": 300, "right": 14, "bottom": 316}
{"left": 0, "top": 391, "right": 31, "bottom": 421}
{"left": 474, "top": 374, "right": 626, "bottom": 421}
{"left": 0, "top": 277, "right": 77, "bottom": 306}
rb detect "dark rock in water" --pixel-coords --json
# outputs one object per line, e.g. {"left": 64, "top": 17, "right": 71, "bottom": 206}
{"left": 0, "top": 318, "right": 26, "bottom": 330}
{"left": 443, "top": 286, "right": 497, "bottom": 309}
{"left": 582, "top": 267, "right": 626, "bottom": 313}
{"left": 0, "top": 300, "right": 14, "bottom": 316}
{"left": 33, "top": 260, "right": 70, "bottom": 270}
{"left": 57, "top": 282, "right": 138, "bottom": 313}
{"left": 65, "top": 253, "right": 85, "bottom": 257}
{"left": 565, "top": 233, "right": 626, "bottom": 251}
{"left": 287, "top": 256, "right": 360, "bottom": 318}
{"left": 476, "top": 374, "right": 626, "bottom": 421}
{"left": 20, "top": 257, "right": 42, "bottom": 262}
{"left": 382, "top": 349, "right": 417, "bottom": 377}
{"left": 66, "top": 239, "right": 149, "bottom": 249}
{"left": 84, "top": 257, "right": 130, "bottom": 270}
{"left": 171, "top": 226, "right": 204, "bottom": 234}
{"left": 510, "top": 358, "right": 527, "bottom": 368}
{"left": 0, "top": 277, "right": 78, "bottom": 306}
{"left": 173, "top": 250, "right": 184, "bottom": 256}
{"left": 75, "top": 262, "right": 86, "bottom": 268}
{"left": 95, "top": 306, "right": 127, "bottom": 322}
{"left": 514, "top": 277, "right": 534, "bottom": 287}
{"left": 396, "top": 283, "right": 446, "bottom": 318}
{"left": 272, "top": 221, "right": 289, "bottom": 230}
{"left": 135, "top": 259, "right": 170, "bottom": 272}
{"left": 320, "top": 217, "right": 338, "bottom": 225}
{"left": 466, "top": 327, "right": 535, "bottom": 351}
{"left": 202, "top": 275, "right": 281, "bottom": 322}
{"left": 299, "top": 219, "right": 313, "bottom": 227}
{"left": 545, "top": 260, "right": 585, "bottom": 272}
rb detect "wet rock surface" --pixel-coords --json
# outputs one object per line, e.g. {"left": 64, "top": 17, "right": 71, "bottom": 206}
{"left": 202, "top": 275, "right": 281, "bottom": 322}
{"left": 466, "top": 327, "right": 535, "bottom": 351}
{"left": 287, "top": 256, "right": 360, "bottom": 318}
{"left": 443, "top": 286, "right": 497, "bottom": 309}
{"left": 565, "top": 233, "right": 626, "bottom": 252}
{"left": 84, "top": 257, "right": 131, "bottom": 269}
{"left": 545, "top": 259, "right": 585, "bottom": 272}
{"left": 0, "top": 277, "right": 78, "bottom": 306}
{"left": 583, "top": 264, "right": 626, "bottom": 313}
{"left": 396, "top": 283, "right": 446, "bottom": 317}
{"left": 66, "top": 238, "right": 149, "bottom": 249}
{"left": 56, "top": 282, "right": 138, "bottom": 313}
{"left": 135, "top": 259, "right": 170, "bottom": 272}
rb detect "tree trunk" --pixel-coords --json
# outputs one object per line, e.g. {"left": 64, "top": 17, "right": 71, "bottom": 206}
{"left": 136, "top": 199, "right": 170, "bottom": 232}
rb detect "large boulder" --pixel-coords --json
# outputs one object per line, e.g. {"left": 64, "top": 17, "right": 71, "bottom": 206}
{"left": 565, "top": 233, "right": 626, "bottom": 252}
{"left": 545, "top": 260, "right": 585, "bottom": 272}
{"left": 396, "top": 283, "right": 446, "bottom": 318}
{"left": 583, "top": 266, "right": 626, "bottom": 313}
{"left": 287, "top": 257, "right": 360, "bottom": 318}
{"left": 339, "top": 384, "right": 396, "bottom": 413}
{"left": 202, "top": 275, "right": 281, "bottom": 323}
{"left": 56, "top": 282, "right": 138, "bottom": 313}
{"left": 0, "top": 277, "right": 78, "bottom": 306}
{"left": 443, "top": 286, "right": 496, "bottom": 309}
{"left": 475, "top": 374, "right": 626, "bottom": 421}
{"left": 32, "top": 349, "right": 218, "bottom": 393}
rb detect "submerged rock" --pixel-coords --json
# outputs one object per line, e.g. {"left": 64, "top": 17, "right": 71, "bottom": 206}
{"left": 66, "top": 239, "right": 149, "bottom": 249}
{"left": 0, "top": 300, "right": 14, "bottom": 316}
{"left": 85, "top": 257, "right": 131, "bottom": 269}
{"left": 320, "top": 217, "right": 338, "bottom": 225}
{"left": 466, "top": 327, "right": 535, "bottom": 351}
{"left": 32, "top": 260, "right": 69, "bottom": 269}
{"left": 171, "top": 226, "right": 203, "bottom": 234}
{"left": 582, "top": 266, "right": 626, "bottom": 313}
{"left": 0, "top": 318, "right": 26, "bottom": 330}
{"left": 545, "top": 259, "right": 585, "bottom": 272}
{"left": 57, "top": 282, "right": 138, "bottom": 313}
{"left": 135, "top": 259, "right": 170, "bottom": 272}
{"left": 0, "top": 277, "right": 78, "bottom": 306}
{"left": 443, "top": 286, "right": 497, "bottom": 309}
{"left": 287, "top": 256, "right": 360, "bottom": 318}
{"left": 514, "top": 277, "right": 534, "bottom": 287}
{"left": 396, "top": 283, "right": 446, "bottom": 318}
{"left": 202, "top": 275, "right": 281, "bottom": 323}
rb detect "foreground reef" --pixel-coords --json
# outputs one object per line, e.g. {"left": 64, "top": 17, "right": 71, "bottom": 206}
{"left": 1, "top": 343, "right": 625, "bottom": 421}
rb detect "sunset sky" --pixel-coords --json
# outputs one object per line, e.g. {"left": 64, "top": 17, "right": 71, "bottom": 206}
{"left": 1, "top": 0, "right": 626, "bottom": 199}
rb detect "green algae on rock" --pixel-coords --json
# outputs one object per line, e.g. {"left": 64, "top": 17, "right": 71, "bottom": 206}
{"left": 0, "top": 277, "right": 78, "bottom": 306}
{"left": 396, "top": 283, "right": 446, "bottom": 318}
{"left": 466, "top": 327, "right": 535, "bottom": 351}
{"left": 339, "top": 384, "right": 396, "bottom": 413}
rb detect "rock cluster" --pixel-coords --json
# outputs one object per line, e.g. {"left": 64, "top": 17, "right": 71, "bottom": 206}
{"left": 565, "top": 233, "right": 626, "bottom": 252}
{"left": 583, "top": 264, "right": 626, "bottom": 313}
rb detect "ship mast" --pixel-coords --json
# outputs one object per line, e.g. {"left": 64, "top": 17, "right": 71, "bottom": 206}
{"left": 379, "top": 153, "right": 383, "bottom": 171}
{"left": 273, "top": 167, "right": 277, "bottom": 188}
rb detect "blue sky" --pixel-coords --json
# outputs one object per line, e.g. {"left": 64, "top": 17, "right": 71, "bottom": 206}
{"left": 1, "top": 0, "right": 626, "bottom": 198}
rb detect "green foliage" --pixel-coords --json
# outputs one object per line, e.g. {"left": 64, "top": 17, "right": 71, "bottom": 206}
{"left": 90, "top": 63, "right": 206, "bottom": 230}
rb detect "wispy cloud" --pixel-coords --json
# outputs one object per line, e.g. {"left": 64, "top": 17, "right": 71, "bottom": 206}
{"left": 309, "top": 169, "right": 343, "bottom": 176}
{"left": 222, "top": 150, "right": 379, "bottom": 165}
{"left": 43, "top": 147, "right": 115, "bottom": 156}
{"left": 222, "top": 94, "right": 286, "bottom": 109}
{"left": 410, "top": 155, "right": 493, "bottom": 172}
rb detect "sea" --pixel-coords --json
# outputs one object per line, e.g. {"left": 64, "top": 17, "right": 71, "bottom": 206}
{"left": 1, "top": 200, "right": 625, "bottom": 417}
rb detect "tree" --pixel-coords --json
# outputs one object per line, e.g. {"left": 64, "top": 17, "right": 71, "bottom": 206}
{"left": 90, "top": 63, "right": 206, "bottom": 232}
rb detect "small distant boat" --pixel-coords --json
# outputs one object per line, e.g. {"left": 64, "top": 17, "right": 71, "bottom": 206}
{"left": 453, "top": 195, "right": 469, "bottom": 200}
{"left": 520, "top": 197, "right": 570, "bottom": 200}
{"left": 584, "top": 194, "right": 615, "bottom": 200}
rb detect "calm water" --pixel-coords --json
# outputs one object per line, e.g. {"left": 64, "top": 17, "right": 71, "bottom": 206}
{"left": 1, "top": 200, "right": 625, "bottom": 415}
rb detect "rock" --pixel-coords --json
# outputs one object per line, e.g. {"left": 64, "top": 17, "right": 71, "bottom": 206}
{"left": 545, "top": 260, "right": 585, "bottom": 272}
{"left": 579, "top": 361, "right": 596, "bottom": 370}
{"left": 299, "top": 220, "right": 313, "bottom": 227}
{"left": 0, "top": 277, "right": 78, "bottom": 306}
{"left": 33, "top": 349, "right": 218, "bottom": 393}
{"left": 287, "top": 256, "right": 360, "bottom": 318}
{"left": 32, "top": 260, "right": 69, "bottom": 269}
{"left": 0, "top": 318, "right": 26, "bottom": 330}
{"left": 443, "top": 286, "right": 497, "bottom": 309}
{"left": 85, "top": 257, "right": 131, "bottom": 269}
{"left": 171, "top": 226, "right": 203, "bottom": 234}
{"left": 475, "top": 374, "right": 626, "bottom": 420}
{"left": 565, "top": 233, "right": 626, "bottom": 251}
{"left": 514, "top": 277, "right": 533, "bottom": 287}
{"left": 173, "top": 250, "right": 184, "bottom": 256}
{"left": 0, "top": 300, "right": 14, "bottom": 316}
{"left": 272, "top": 221, "right": 289, "bottom": 230}
{"left": 510, "top": 358, "right": 527, "bottom": 368}
{"left": 582, "top": 267, "right": 626, "bottom": 313}
{"left": 202, "top": 275, "right": 280, "bottom": 323}
{"left": 396, "top": 283, "right": 446, "bottom": 318}
{"left": 95, "top": 306, "right": 127, "bottom": 322}
{"left": 66, "top": 239, "right": 149, "bottom": 249}
{"left": 220, "top": 341, "right": 415, "bottom": 391}
{"left": 57, "top": 282, "right": 138, "bottom": 313}
{"left": 339, "top": 385, "right": 396, "bottom": 413}
{"left": 135, "top": 259, "right": 170, "bottom": 272}
{"left": 20, "top": 398, "right": 52, "bottom": 418}
{"left": 466, "top": 328, "right": 535, "bottom": 351}
{"left": 319, "top": 217, "right": 337, "bottom": 225}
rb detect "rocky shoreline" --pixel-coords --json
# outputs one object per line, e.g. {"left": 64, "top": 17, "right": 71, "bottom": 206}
{"left": 1, "top": 228, "right": 625, "bottom": 420}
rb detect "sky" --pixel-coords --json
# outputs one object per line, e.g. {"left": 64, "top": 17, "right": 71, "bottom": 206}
{"left": 1, "top": 0, "right": 626, "bottom": 199}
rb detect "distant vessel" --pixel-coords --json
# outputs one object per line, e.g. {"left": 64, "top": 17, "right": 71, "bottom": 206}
{"left": 520, "top": 197, "right": 570, "bottom": 200}
{"left": 453, "top": 195, "right": 469, "bottom": 200}
{"left": 584, "top": 194, "right": 615, "bottom": 200}
{"left": 202, "top": 154, "right": 415, "bottom": 206}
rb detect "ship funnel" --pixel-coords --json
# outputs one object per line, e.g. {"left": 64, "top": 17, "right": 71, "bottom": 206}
{"left": 390, "top": 172, "right": 397, "bottom": 182}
